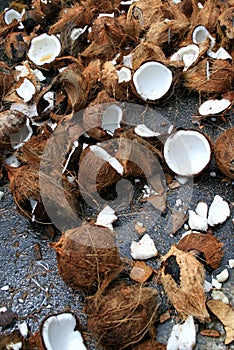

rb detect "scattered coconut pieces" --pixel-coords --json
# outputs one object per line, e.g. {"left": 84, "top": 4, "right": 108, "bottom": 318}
{"left": 167, "top": 315, "right": 196, "bottom": 350}
{"left": 16, "top": 78, "right": 36, "bottom": 103}
{"left": 95, "top": 205, "right": 117, "bottom": 230}
{"left": 170, "top": 44, "right": 199, "bottom": 71}
{"left": 207, "top": 195, "right": 230, "bottom": 226}
{"left": 229, "top": 259, "right": 234, "bottom": 269}
{"left": 130, "top": 233, "right": 158, "bottom": 260}
{"left": 188, "top": 201, "right": 208, "bottom": 232}
{"left": 211, "top": 277, "right": 222, "bottom": 290}
{"left": 134, "top": 124, "right": 160, "bottom": 137}
{"left": 215, "top": 268, "right": 229, "bottom": 283}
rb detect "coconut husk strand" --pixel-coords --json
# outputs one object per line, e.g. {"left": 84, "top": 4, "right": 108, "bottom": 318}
{"left": 183, "top": 58, "right": 234, "bottom": 94}
{"left": 161, "top": 245, "right": 210, "bottom": 322}
{"left": 177, "top": 232, "right": 224, "bottom": 270}
{"left": 0, "top": 62, "right": 14, "bottom": 100}
{"left": 85, "top": 282, "right": 158, "bottom": 349}
{"left": 214, "top": 127, "right": 234, "bottom": 179}
{"left": 51, "top": 224, "right": 122, "bottom": 292}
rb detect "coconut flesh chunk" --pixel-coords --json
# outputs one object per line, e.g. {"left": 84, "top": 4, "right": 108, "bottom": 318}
{"left": 42, "top": 313, "right": 87, "bottom": 350}
{"left": 95, "top": 205, "right": 117, "bottom": 230}
{"left": 4, "top": 8, "right": 22, "bottom": 25}
{"left": 116, "top": 67, "right": 131, "bottom": 83}
{"left": 134, "top": 124, "right": 160, "bottom": 137}
{"left": 167, "top": 315, "right": 196, "bottom": 350}
{"left": 207, "top": 195, "right": 230, "bottom": 226}
{"left": 199, "top": 99, "right": 231, "bottom": 116}
{"left": 133, "top": 61, "right": 173, "bottom": 101}
{"left": 130, "top": 234, "right": 158, "bottom": 260}
{"left": 10, "top": 117, "right": 33, "bottom": 150}
{"left": 16, "top": 78, "right": 36, "bottom": 103}
{"left": 101, "top": 104, "right": 122, "bottom": 135}
{"left": 27, "top": 33, "right": 61, "bottom": 66}
{"left": 188, "top": 201, "right": 209, "bottom": 231}
{"left": 163, "top": 130, "right": 211, "bottom": 176}
{"left": 90, "top": 145, "right": 124, "bottom": 175}
{"left": 170, "top": 44, "right": 199, "bottom": 71}
{"left": 207, "top": 47, "right": 232, "bottom": 60}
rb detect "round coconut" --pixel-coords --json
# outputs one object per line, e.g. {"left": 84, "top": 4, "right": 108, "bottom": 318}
{"left": 85, "top": 282, "right": 158, "bottom": 349}
{"left": 51, "top": 224, "right": 122, "bottom": 292}
{"left": 214, "top": 127, "right": 234, "bottom": 179}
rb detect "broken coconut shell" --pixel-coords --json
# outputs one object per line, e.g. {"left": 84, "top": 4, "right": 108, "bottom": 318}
{"left": 177, "top": 232, "right": 224, "bottom": 270}
{"left": 85, "top": 282, "right": 158, "bottom": 349}
{"left": 161, "top": 245, "right": 210, "bottom": 322}
{"left": 51, "top": 224, "right": 122, "bottom": 292}
{"left": 214, "top": 127, "right": 234, "bottom": 179}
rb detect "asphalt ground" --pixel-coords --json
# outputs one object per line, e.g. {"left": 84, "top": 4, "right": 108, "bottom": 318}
{"left": 0, "top": 1, "right": 234, "bottom": 349}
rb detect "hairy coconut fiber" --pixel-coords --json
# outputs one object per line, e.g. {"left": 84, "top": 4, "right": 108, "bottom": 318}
{"left": 161, "top": 245, "right": 210, "bottom": 322}
{"left": 51, "top": 224, "right": 122, "bottom": 292}
{"left": 183, "top": 58, "right": 233, "bottom": 94}
{"left": 132, "top": 339, "right": 166, "bottom": 350}
{"left": 85, "top": 282, "right": 158, "bottom": 349}
{"left": 214, "top": 127, "right": 234, "bottom": 179}
{"left": 177, "top": 232, "right": 224, "bottom": 270}
{"left": 132, "top": 42, "right": 166, "bottom": 70}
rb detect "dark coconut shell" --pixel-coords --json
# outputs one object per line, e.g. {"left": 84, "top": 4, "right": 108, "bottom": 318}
{"left": 177, "top": 232, "right": 224, "bottom": 270}
{"left": 214, "top": 127, "right": 234, "bottom": 179}
{"left": 85, "top": 282, "right": 158, "bottom": 349}
{"left": 51, "top": 224, "right": 122, "bottom": 292}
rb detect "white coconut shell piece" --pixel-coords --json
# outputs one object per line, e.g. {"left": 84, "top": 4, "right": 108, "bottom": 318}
{"left": 16, "top": 78, "right": 36, "bottom": 103}
{"left": 229, "top": 259, "right": 234, "bottom": 269}
{"left": 167, "top": 316, "right": 196, "bottom": 350}
{"left": 27, "top": 33, "right": 61, "bottom": 66}
{"left": 42, "top": 313, "right": 87, "bottom": 350}
{"left": 188, "top": 210, "right": 208, "bottom": 232}
{"left": 211, "top": 277, "right": 222, "bottom": 290}
{"left": 4, "top": 8, "right": 22, "bottom": 25}
{"left": 207, "top": 47, "right": 232, "bottom": 60}
{"left": 134, "top": 124, "right": 160, "bottom": 137}
{"left": 164, "top": 130, "right": 211, "bottom": 176}
{"left": 199, "top": 98, "right": 231, "bottom": 116}
{"left": 90, "top": 145, "right": 124, "bottom": 175}
{"left": 132, "top": 61, "right": 173, "bottom": 101}
{"left": 192, "top": 25, "right": 215, "bottom": 48}
{"left": 215, "top": 268, "right": 229, "bottom": 283}
{"left": 95, "top": 205, "right": 117, "bottom": 230}
{"left": 116, "top": 67, "right": 131, "bottom": 83}
{"left": 101, "top": 104, "right": 122, "bottom": 135}
{"left": 130, "top": 234, "right": 158, "bottom": 260}
{"left": 207, "top": 195, "right": 230, "bottom": 226}
{"left": 170, "top": 44, "right": 199, "bottom": 71}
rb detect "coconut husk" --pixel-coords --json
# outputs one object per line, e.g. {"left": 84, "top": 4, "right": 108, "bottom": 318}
{"left": 190, "top": 0, "right": 221, "bottom": 33}
{"left": 24, "top": 330, "right": 44, "bottom": 350}
{"left": 161, "top": 245, "right": 210, "bottom": 322}
{"left": 132, "top": 339, "right": 166, "bottom": 350}
{"left": 81, "top": 0, "right": 121, "bottom": 14}
{"left": 128, "top": 0, "right": 164, "bottom": 29}
{"left": 0, "top": 109, "right": 26, "bottom": 141}
{"left": 83, "top": 90, "right": 119, "bottom": 140}
{"left": 183, "top": 58, "right": 234, "bottom": 94}
{"left": 81, "top": 16, "right": 126, "bottom": 62}
{"left": 0, "top": 62, "right": 14, "bottom": 100}
{"left": 0, "top": 331, "right": 24, "bottom": 349}
{"left": 132, "top": 41, "right": 166, "bottom": 70}
{"left": 217, "top": 7, "right": 234, "bottom": 48}
{"left": 101, "top": 61, "right": 132, "bottom": 100}
{"left": 4, "top": 32, "right": 29, "bottom": 62}
{"left": 85, "top": 282, "right": 158, "bottom": 349}
{"left": 31, "top": 0, "right": 65, "bottom": 21}
{"left": 176, "top": 232, "right": 224, "bottom": 270}
{"left": 51, "top": 224, "right": 122, "bottom": 292}
{"left": 48, "top": 3, "right": 93, "bottom": 36}
{"left": 214, "top": 127, "right": 234, "bottom": 179}
{"left": 177, "top": 0, "right": 193, "bottom": 19}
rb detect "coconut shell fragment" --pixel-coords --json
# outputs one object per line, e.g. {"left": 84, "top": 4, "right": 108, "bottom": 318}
{"left": 85, "top": 282, "right": 158, "bottom": 349}
{"left": 51, "top": 224, "right": 122, "bottom": 292}
{"left": 161, "top": 245, "right": 210, "bottom": 322}
{"left": 214, "top": 127, "right": 234, "bottom": 179}
{"left": 177, "top": 232, "right": 224, "bottom": 270}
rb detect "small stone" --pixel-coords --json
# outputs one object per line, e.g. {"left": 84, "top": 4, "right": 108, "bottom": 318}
{"left": 0, "top": 191, "right": 4, "bottom": 200}
{"left": 211, "top": 278, "right": 222, "bottom": 290}
{"left": 211, "top": 290, "right": 229, "bottom": 304}
{"left": 228, "top": 259, "right": 234, "bottom": 269}
{"left": 1, "top": 285, "right": 9, "bottom": 291}
{"left": 216, "top": 268, "right": 229, "bottom": 283}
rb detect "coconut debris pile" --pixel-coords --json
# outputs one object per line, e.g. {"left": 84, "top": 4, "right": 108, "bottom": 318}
{"left": 0, "top": 0, "right": 234, "bottom": 349}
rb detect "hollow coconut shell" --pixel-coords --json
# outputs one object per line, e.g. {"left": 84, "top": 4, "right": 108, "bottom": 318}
{"left": 51, "top": 224, "right": 122, "bottom": 292}
{"left": 85, "top": 282, "right": 158, "bottom": 349}
{"left": 161, "top": 245, "right": 210, "bottom": 322}
{"left": 214, "top": 127, "right": 234, "bottom": 179}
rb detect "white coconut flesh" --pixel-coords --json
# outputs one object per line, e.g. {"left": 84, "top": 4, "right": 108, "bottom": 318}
{"left": 27, "top": 33, "right": 61, "bottom": 66}
{"left": 16, "top": 78, "right": 36, "bottom": 103}
{"left": 101, "top": 104, "right": 122, "bottom": 135}
{"left": 133, "top": 62, "right": 173, "bottom": 101}
{"left": 134, "top": 124, "right": 160, "bottom": 137}
{"left": 164, "top": 130, "right": 211, "bottom": 176}
{"left": 4, "top": 8, "right": 22, "bottom": 25}
{"left": 116, "top": 67, "right": 131, "bottom": 83}
{"left": 170, "top": 44, "right": 199, "bottom": 71}
{"left": 42, "top": 313, "right": 87, "bottom": 350}
{"left": 199, "top": 99, "right": 231, "bottom": 116}
{"left": 90, "top": 145, "right": 124, "bottom": 175}
{"left": 192, "top": 25, "right": 215, "bottom": 48}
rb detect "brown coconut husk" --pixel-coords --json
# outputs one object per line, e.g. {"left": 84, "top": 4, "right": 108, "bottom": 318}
{"left": 0, "top": 62, "right": 14, "bottom": 100}
{"left": 217, "top": 7, "right": 234, "bottom": 48}
{"left": 128, "top": 0, "right": 164, "bottom": 29}
{"left": 85, "top": 282, "right": 158, "bottom": 349}
{"left": 214, "top": 127, "right": 234, "bottom": 179}
{"left": 176, "top": 232, "right": 224, "bottom": 270}
{"left": 51, "top": 224, "right": 122, "bottom": 292}
{"left": 0, "top": 110, "right": 26, "bottom": 143}
{"left": 4, "top": 32, "right": 29, "bottom": 62}
{"left": 132, "top": 41, "right": 166, "bottom": 70}
{"left": 190, "top": 0, "right": 221, "bottom": 33}
{"left": 83, "top": 90, "right": 120, "bottom": 140}
{"left": 161, "top": 245, "right": 210, "bottom": 322}
{"left": 81, "top": 0, "right": 121, "bottom": 14}
{"left": 183, "top": 58, "right": 234, "bottom": 94}
{"left": 132, "top": 339, "right": 166, "bottom": 350}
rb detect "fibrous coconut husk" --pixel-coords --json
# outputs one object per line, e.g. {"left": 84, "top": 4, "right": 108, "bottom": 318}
{"left": 183, "top": 58, "right": 234, "bottom": 94}
{"left": 190, "top": 0, "right": 221, "bottom": 33}
{"left": 132, "top": 339, "right": 166, "bottom": 350}
{"left": 217, "top": 7, "right": 234, "bottom": 48}
{"left": 101, "top": 61, "right": 132, "bottom": 100}
{"left": 128, "top": 0, "right": 164, "bottom": 29}
{"left": 161, "top": 245, "right": 210, "bottom": 322}
{"left": 0, "top": 331, "right": 24, "bottom": 349}
{"left": 81, "top": 0, "right": 121, "bottom": 14}
{"left": 85, "top": 282, "right": 158, "bottom": 349}
{"left": 83, "top": 91, "right": 119, "bottom": 140}
{"left": 177, "top": 232, "right": 224, "bottom": 270}
{"left": 214, "top": 127, "right": 234, "bottom": 179}
{"left": 51, "top": 224, "right": 122, "bottom": 292}
{"left": 0, "top": 62, "right": 14, "bottom": 100}
{"left": 132, "top": 41, "right": 166, "bottom": 70}
{"left": 4, "top": 32, "right": 29, "bottom": 62}
{"left": 0, "top": 110, "right": 26, "bottom": 141}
